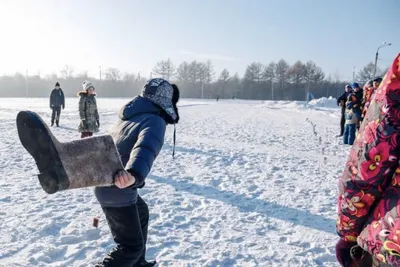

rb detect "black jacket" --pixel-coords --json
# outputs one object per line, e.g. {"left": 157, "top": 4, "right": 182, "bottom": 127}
{"left": 50, "top": 88, "right": 65, "bottom": 108}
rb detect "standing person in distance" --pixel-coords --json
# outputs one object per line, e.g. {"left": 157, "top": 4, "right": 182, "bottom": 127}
{"left": 337, "top": 84, "right": 353, "bottom": 137}
{"left": 78, "top": 81, "right": 100, "bottom": 138}
{"left": 49, "top": 82, "right": 65, "bottom": 127}
{"left": 94, "top": 78, "right": 180, "bottom": 267}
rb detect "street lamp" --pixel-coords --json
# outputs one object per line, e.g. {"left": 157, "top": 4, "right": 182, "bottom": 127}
{"left": 373, "top": 41, "right": 391, "bottom": 78}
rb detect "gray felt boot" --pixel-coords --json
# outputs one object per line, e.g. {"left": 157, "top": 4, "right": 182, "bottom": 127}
{"left": 16, "top": 111, "right": 124, "bottom": 194}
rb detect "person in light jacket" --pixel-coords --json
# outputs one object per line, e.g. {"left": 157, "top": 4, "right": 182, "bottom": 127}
{"left": 78, "top": 81, "right": 99, "bottom": 138}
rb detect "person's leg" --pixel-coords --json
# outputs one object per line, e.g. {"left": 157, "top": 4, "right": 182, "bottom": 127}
{"left": 51, "top": 107, "right": 56, "bottom": 126}
{"left": 343, "top": 124, "right": 349, "bottom": 144}
{"left": 95, "top": 205, "right": 144, "bottom": 267}
{"left": 348, "top": 124, "right": 356, "bottom": 145}
{"left": 56, "top": 106, "right": 61, "bottom": 126}
{"left": 133, "top": 195, "right": 156, "bottom": 267}
{"left": 340, "top": 110, "right": 345, "bottom": 136}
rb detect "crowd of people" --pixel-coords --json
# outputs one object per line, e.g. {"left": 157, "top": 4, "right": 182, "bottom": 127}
{"left": 336, "top": 77, "right": 383, "bottom": 145}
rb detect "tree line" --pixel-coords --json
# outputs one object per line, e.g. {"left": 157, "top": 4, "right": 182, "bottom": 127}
{"left": 0, "top": 59, "right": 387, "bottom": 100}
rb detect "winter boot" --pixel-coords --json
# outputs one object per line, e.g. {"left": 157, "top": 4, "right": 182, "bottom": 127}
{"left": 56, "top": 119, "right": 59, "bottom": 127}
{"left": 16, "top": 110, "right": 124, "bottom": 194}
{"left": 133, "top": 260, "right": 157, "bottom": 267}
{"left": 51, "top": 121, "right": 54, "bottom": 126}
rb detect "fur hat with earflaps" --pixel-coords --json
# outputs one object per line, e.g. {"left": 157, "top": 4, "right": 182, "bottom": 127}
{"left": 141, "top": 78, "right": 180, "bottom": 124}
{"left": 141, "top": 78, "right": 180, "bottom": 158}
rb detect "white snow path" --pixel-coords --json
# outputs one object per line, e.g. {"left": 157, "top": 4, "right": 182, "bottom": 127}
{"left": 0, "top": 98, "right": 347, "bottom": 266}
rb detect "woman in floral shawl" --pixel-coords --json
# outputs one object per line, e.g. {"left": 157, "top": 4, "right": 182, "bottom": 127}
{"left": 336, "top": 53, "right": 400, "bottom": 266}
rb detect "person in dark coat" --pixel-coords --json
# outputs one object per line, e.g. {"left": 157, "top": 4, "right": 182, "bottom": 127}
{"left": 94, "top": 78, "right": 180, "bottom": 267}
{"left": 337, "top": 84, "right": 352, "bottom": 136}
{"left": 49, "top": 82, "right": 65, "bottom": 127}
{"left": 348, "top": 82, "right": 363, "bottom": 130}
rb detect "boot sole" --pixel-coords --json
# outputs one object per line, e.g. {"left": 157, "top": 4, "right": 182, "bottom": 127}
{"left": 16, "top": 111, "right": 69, "bottom": 194}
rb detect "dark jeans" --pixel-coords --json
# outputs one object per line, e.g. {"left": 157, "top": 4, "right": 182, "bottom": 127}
{"left": 95, "top": 195, "right": 150, "bottom": 267}
{"left": 340, "top": 108, "right": 345, "bottom": 136}
{"left": 51, "top": 106, "right": 61, "bottom": 125}
{"left": 81, "top": 132, "right": 93, "bottom": 138}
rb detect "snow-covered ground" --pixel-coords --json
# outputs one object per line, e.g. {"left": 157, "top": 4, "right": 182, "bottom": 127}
{"left": 0, "top": 97, "right": 348, "bottom": 267}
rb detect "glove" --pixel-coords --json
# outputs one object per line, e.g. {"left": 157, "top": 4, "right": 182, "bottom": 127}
{"left": 97, "top": 120, "right": 100, "bottom": 128}
{"left": 62, "top": 105, "right": 65, "bottom": 110}
{"left": 336, "top": 239, "right": 367, "bottom": 267}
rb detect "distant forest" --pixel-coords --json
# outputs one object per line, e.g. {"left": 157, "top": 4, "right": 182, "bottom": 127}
{"left": 0, "top": 59, "right": 387, "bottom": 100}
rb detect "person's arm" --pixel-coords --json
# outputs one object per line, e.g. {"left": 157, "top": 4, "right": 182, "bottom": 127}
{"left": 337, "top": 93, "right": 345, "bottom": 105}
{"left": 337, "top": 103, "right": 399, "bottom": 242}
{"left": 61, "top": 90, "right": 65, "bottom": 109}
{"left": 50, "top": 90, "right": 54, "bottom": 108}
{"left": 125, "top": 116, "right": 166, "bottom": 188}
{"left": 78, "top": 96, "right": 86, "bottom": 120}
{"left": 95, "top": 99, "right": 99, "bottom": 121}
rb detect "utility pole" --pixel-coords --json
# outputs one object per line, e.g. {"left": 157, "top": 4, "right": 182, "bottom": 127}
{"left": 352, "top": 66, "right": 355, "bottom": 82}
{"left": 271, "top": 79, "right": 274, "bottom": 100}
{"left": 373, "top": 41, "right": 391, "bottom": 78}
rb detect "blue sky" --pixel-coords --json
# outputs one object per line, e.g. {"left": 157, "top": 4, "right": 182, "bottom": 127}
{"left": 0, "top": 0, "right": 399, "bottom": 81}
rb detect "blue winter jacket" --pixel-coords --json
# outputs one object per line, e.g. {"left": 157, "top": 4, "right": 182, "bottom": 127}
{"left": 94, "top": 96, "right": 166, "bottom": 207}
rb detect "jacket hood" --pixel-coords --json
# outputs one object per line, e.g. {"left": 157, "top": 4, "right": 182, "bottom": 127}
{"left": 119, "top": 96, "right": 161, "bottom": 121}
{"left": 77, "top": 91, "right": 96, "bottom": 96}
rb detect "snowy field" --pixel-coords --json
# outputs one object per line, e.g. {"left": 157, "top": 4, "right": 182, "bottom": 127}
{"left": 0, "top": 96, "right": 348, "bottom": 267}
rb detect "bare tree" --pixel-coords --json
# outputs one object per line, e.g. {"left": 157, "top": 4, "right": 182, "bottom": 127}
{"left": 303, "top": 61, "right": 325, "bottom": 99}
{"left": 244, "top": 62, "right": 263, "bottom": 99}
{"left": 204, "top": 60, "right": 215, "bottom": 84}
{"left": 76, "top": 71, "right": 89, "bottom": 80}
{"left": 218, "top": 68, "right": 231, "bottom": 98}
{"left": 218, "top": 68, "right": 231, "bottom": 82}
{"left": 122, "top": 73, "right": 136, "bottom": 82}
{"left": 153, "top": 58, "right": 176, "bottom": 80}
{"left": 263, "top": 62, "right": 276, "bottom": 82}
{"left": 333, "top": 69, "right": 341, "bottom": 84}
{"left": 176, "top": 61, "right": 190, "bottom": 84}
{"left": 275, "top": 59, "right": 289, "bottom": 89}
{"left": 244, "top": 62, "right": 264, "bottom": 82}
{"left": 357, "top": 62, "right": 380, "bottom": 81}
{"left": 287, "top": 60, "right": 305, "bottom": 86}
{"left": 60, "top": 65, "right": 75, "bottom": 79}
{"left": 229, "top": 72, "right": 241, "bottom": 98}
{"left": 105, "top": 68, "right": 121, "bottom": 81}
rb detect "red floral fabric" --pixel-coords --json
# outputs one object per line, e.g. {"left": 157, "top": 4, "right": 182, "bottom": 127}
{"left": 337, "top": 53, "right": 400, "bottom": 265}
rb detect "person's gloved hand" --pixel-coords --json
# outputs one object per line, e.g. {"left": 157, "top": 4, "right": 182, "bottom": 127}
{"left": 336, "top": 239, "right": 365, "bottom": 267}
{"left": 97, "top": 120, "right": 100, "bottom": 128}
